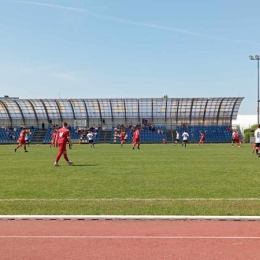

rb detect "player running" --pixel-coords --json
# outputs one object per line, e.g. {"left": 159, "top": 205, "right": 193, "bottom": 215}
{"left": 132, "top": 125, "right": 140, "bottom": 150}
{"left": 252, "top": 142, "right": 256, "bottom": 153}
{"left": 181, "top": 130, "right": 189, "bottom": 148}
{"left": 119, "top": 129, "right": 126, "bottom": 147}
{"left": 87, "top": 131, "right": 95, "bottom": 148}
{"left": 54, "top": 122, "right": 73, "bottom": 166}
{"left": 14, "top": 127, "right": 28, "bottom": 152}
{"left": 198, "top": 131, "right": 205, "bottom": 145}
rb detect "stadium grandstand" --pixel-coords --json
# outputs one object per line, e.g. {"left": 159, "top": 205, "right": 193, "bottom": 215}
{"left": 0, "top": 97, "right": 244, "bottom": 144}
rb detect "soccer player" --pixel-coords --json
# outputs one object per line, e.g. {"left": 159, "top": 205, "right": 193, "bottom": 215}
{"left": 14, "top": 127, "right": 28, "bottom": 152}
{"left": 174, "top": 130, "right": 180, "bottom": 146}
{"left": 182, "top": 130, "right": 189, "bottom": 148}
{"left": 50, "top": 129, "right": 57, "bottom": 147}
{"left": 231, "top": 130, "right": 236, "bottom": 147}
{"left": 198, "top": 131, "right": 205, "bottom": 145}
{"left": 25, "top": 132, "right": 30, "bottom": 147}
{"left": 233, "top": 130, "right": 241, "bottom": 147}
{"left": 132, "top": 125, "right": 140, "bottom": 150}
{"left": 252, "top": 142, "right": 256, "bottom": 153}
{"left": 54, "top": 122, "right": 73, "bottom": 166}
{"left": 87, "top": 131, "right": 95, "bottom": 148}
{"left": 254, "top": 125, "right": 260, "bottom": 156}
{"left": 119, "top": 129, "right": 126, "bottom": 147}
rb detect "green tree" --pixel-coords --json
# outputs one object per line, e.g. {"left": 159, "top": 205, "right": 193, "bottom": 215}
{"left": 162, "top": 95, "right": 168, "bottom": 98}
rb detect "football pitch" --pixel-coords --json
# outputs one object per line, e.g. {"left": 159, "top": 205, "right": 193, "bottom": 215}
{"left": 1, "top": 143, "right": 260, "bottom": 215}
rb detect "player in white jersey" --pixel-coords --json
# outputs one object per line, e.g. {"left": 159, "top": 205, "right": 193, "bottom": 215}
{"left": 254, "top": 125, "right": 260, "bottom": 156}
{"left": 174, "top": 131, "right": 180, "bottom": 146}
{"left": 182, "top": 130, "right": 189, "bottom": 148}
{"left": 25, "top": 132, "right": 30, "bottom": 147}
{"left": 87, "top": 131, "right": 95, "bottom": 148}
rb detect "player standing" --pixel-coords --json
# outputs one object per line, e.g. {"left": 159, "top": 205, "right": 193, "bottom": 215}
{"left": 198, "top": 131, "right": 205, "bottom": 145}
{"left": 50, "top": 129, "right": 57, "bottom": 147}
{"left": 54, "top": 122, "right": 73, "bottom": 166}
{"left": 182, "top": 130, "right": 189, "bottom": 148}
{"left": 87, "top": 131, "right": 95, "bottom": 148}
{"left": 254, "top": 125, "right": 260, "bottom": 156}
{"left": 132, "top": 125, "right": 140, "bottom": 150}
{"left": 174, "top": 131, "right": 180, "bottom": 146}
{"left": 14, "top": 127, "right": 28, "bottom": 152}
{"left": 119, "top": 129, "right": 126, "bottom": 147}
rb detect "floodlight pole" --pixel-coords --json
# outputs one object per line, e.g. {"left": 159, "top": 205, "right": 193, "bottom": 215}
{"left": 249, "top": 55, "right": 260, "bottom": 125}
{"left": 258, "top": 58, "right": 259, "bottom": 125}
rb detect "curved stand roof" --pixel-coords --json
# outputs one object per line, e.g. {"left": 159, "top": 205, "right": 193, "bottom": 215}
{"left": 0, "top": 97, "right": 244, "bottom": 126}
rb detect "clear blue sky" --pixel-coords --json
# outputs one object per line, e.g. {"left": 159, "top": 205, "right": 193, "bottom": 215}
{"left": 0, "top": 0, "right": 259, "bottom": 114}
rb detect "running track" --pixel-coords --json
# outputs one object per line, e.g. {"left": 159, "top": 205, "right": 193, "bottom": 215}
{"left": 1, "top": 220, "right": 260, "bottom": 259}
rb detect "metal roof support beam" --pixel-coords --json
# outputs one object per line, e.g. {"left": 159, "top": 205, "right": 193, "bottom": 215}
{"left": 82, "top": 100, "right": 89, "bottom": 127}
{"left": 230, "top": 98, "right": 239, "bottom": 125}
{"left": 216, "top": 98, "right": 224, "bottom": 125}
{"left": 165, "top": 99, "right": 168, "bottom": 122}
{"left": 96, "top": 99, "right": 103, "bottom": 124}
{"left": 68, "top": 100, "right": 76, "bottom": 120}
{"left": 151, "top": 99, "right": 154, "bottom": 122}
{"left": 176, "top": 99, "right": 180, "bottom": 125}
{"left": 0, "top": 100, "right": 12, "bottom": 126}
{"left": 123, "top": 100, "right": 127, "bottom": 123}
{"left": 137, "top": 99, "right": 140, "bottom": 123}
{"left": 109, "top": 99, "right": 113, "bottom": 123}
{"left": 27, "top": 100, "right": 39, "bottom": 127}
{"left": 40, "top": 99, "right": 50, "bottom": 124}
{"left": 203, "top": 99, "right": 209, "bottom": 125}
{"left": 54, "top": 100, "right": 63, "bottom": 124}
{"left": 189, "top": 98, "right": 194, "bottom": 125}
{"left": 13, "top": 100, "right": 25, "bottom": 126}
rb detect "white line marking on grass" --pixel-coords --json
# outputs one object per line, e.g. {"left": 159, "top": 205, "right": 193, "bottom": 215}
{"left": 0, "top": 235, "right": 259, "bottom": 239}
{"left": 1, "top": 198, "right": 260, "bottom": 201}
{"left": 1, "top": 215, "right": 260, "bottom": 221}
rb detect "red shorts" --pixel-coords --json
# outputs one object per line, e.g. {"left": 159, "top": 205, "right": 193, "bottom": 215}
{"left": 120, "top": 138, "right": 125, "bottom": 142}
{"left": 19, "top": 139, "right": 26, "bottom": 145}
{"left": 133, "top": 138, "right": 140, "bottom": 143}
{"left": 58, "top": 143, "right": 67, "bottom": 153}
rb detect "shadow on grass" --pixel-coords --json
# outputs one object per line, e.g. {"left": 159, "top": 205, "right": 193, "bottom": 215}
{"left": 71, "top": 164, "right": 98, "bottom": 167}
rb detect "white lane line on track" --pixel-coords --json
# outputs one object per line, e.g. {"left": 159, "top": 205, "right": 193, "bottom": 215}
{"left": 0, "top": 235, "right": 260, "bottom": 239}
{"left": 2, "top": 215, "right": 260, "bottom": 221}
{"left": 1, "top": 198, "right": 260, "bottom": 201}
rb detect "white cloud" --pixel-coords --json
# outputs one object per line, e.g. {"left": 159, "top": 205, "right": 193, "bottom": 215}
{"left": 14, "top": 0, "right": 257, "bottom": 45}
{"left": 51, "top": 72, "right": 76, "bottom": 80}
{"left": 19, "top": 63, "right": 63, "bottom": 74}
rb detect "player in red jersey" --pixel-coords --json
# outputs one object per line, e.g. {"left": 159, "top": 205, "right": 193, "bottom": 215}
{"left": 132, "top": 125, "right": 140, "bottom": 150}
{"left": 233, "top": 130, "right": 241, "bottom": 147}
{"left": 198, "top": 131, "right": 205, "bottom": 145}
{"left": 14, "top": 127, "right": 28, "bottom": 152}
{"left": 119, "top": 129, "right": 126, "bottom": 147}
{"left": 54, "top": 122, "right": 73, "bottom": 166}
{"left": 50, "top": 129, "right": 57, "bottom": 147}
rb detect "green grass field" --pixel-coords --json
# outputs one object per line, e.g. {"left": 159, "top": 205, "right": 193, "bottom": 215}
{"left": 0, "top": 143, "right": 260, "bottom": 215}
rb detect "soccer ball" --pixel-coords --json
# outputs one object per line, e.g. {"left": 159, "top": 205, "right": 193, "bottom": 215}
{"left": 37, "top": 144, "right": 39, "bottom": 146}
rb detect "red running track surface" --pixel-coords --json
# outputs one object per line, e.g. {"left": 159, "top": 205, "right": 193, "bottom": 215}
{"left": 0, "top": 220, "right": 260, "bottom": 260}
